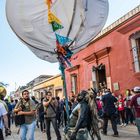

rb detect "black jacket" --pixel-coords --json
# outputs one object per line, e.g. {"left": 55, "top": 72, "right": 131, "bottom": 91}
{"left": 102, "top": 93, "right": 117, "bottom": 116}
{"left": 75, "top": 101, "right": 90, "bottom": 132}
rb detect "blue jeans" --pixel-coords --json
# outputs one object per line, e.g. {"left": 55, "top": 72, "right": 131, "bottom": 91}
{"left": 20, "top": 121, "right": 36, "bottom": 140}
{"left": 135, "top": 118, "right": 140, "bottom": 135}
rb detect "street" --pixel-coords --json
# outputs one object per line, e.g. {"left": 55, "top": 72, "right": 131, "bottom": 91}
{"left": 4, "top": 124, "right": 139, "bottom": 140}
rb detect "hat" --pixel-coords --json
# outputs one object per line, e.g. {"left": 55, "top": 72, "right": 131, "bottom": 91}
{"left": 133, "top": 86, "right": 140, "bottom": 93}
{"left": 0, "top": 86, "right": 7, "bottom": 97}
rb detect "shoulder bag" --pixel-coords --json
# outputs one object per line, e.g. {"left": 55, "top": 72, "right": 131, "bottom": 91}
{"left": 15, "top": 100, "right": 25, "bottom": 126}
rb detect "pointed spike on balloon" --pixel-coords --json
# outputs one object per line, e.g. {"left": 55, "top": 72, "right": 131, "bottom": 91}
{"left": 56, "top": 41, "right": 67, "bottom": 55}
{"left": 45, "top": 0, "right": 52, "bottom": 9}
{"left": 45, "top": 0, "right": 52, "bottom": 6}
{"left": 51, "top": 21, "right": 64, "bottom": 31}
{"left": 55, "top": 34, "right": 72, "bottom": 46}
{"left": 48, "top": 11, "right": 61, "bottom": 24}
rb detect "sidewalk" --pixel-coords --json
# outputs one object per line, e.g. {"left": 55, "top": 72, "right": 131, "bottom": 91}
{"left": 5, "top": 124, "right": 139, "bottom": 140}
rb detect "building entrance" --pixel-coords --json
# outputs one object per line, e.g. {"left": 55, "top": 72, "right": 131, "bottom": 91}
{"left": 92, "top": 64, "right": 107, "bottom": 91}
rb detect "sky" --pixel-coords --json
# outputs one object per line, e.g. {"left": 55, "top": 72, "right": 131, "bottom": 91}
{"left": 0, "top": 0, "right": 140, "bottom": 93}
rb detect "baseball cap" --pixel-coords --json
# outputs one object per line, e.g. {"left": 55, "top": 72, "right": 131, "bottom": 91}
{"left": 133, "top": 86, "right": 140, "bottom": 93}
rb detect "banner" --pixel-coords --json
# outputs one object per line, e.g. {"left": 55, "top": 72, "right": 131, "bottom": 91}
{"left": 55, "top": 33, "right": 71, "bottom": 45}
{"left": 45, "top": 0, "right": 52, "bottom": 9}
{"left": 48, "top": 11, "right": 61, "bottom": 24}
{"left": 52, "top": 21, "right": 63, "bottom": 31}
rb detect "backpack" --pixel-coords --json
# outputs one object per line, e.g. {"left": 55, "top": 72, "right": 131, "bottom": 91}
{"left": 14, "top": 99, "right": 25, "bottom": 126}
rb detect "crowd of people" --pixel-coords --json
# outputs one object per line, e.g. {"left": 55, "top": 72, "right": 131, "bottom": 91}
{"left": 0, "top": 86, "right": 140, "bottom": 140}
{"left": 95, "top": 87, "right": 140, "bottom": 137}
{"left": 96, "top": 89, "right": 135, "bottom": 126}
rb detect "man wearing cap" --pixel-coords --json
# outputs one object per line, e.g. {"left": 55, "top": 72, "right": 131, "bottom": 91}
{"left": 130, "top": 86, "right": 140, "bottom": 135}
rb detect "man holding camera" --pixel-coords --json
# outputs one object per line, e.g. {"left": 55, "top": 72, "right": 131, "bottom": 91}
{"left": 43, "top": 91, "right": 61, "bottom": 140}
{"left": 14, "top": 90, "right": 36, "bottom": 140}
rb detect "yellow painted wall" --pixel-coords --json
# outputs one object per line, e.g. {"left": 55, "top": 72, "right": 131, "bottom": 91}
{"left": 33, "top": 74, "right": 63, "bottom": 91}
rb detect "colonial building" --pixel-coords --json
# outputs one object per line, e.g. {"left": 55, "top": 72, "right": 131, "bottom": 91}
{"left": 14, "top": 74, "right": 63, "bottom": 100}
{"left": 26, "top": 75, "right": 53, "bottom": 96}
{"left": 65, "top": 5, "right": 140, "bottom": 96}
{"left": 31, "top": 74, "right": 63, "bottom": 99}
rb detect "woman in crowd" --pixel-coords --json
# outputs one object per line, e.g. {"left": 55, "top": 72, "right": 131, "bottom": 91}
{"left": 117, "top": 94, "right": 126, "bottom": 126}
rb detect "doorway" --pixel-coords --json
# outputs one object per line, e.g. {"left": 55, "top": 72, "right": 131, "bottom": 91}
{"left": 92, "top": 64, "right": 107, "bottom": 91}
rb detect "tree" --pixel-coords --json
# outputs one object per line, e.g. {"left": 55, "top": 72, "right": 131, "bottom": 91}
{"left": 0, "top": 82, "right": 9, "bottom": 87}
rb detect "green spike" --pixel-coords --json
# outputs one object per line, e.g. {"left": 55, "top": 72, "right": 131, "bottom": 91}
{"left": 51, "top": 21, "right": 63, "bottom": 31}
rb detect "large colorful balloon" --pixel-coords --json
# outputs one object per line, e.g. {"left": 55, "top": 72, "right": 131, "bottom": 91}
{"left": 6, "top": 0, "right": 108, "bottom": 63}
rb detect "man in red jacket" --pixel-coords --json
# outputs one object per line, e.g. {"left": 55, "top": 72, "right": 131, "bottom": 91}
{"left": 130, "top": 86, "right": 140, "bottom": 135}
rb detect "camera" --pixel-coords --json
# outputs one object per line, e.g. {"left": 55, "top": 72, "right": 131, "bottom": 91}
{"left": 20, "top": 104, "right": 26, "bottom": 111}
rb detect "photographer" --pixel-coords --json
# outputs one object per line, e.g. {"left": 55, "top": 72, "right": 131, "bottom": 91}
{"left": 14, "top": 90, "right": 36, "bottom": 140}
{"left": 43, "top": 91, "right": 61, "bottom": 140}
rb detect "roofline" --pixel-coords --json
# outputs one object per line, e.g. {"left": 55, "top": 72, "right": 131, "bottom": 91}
{"left": 33, "top": 74, "right": 61, "bottom": 87}
{"left": 91, "top": 5, "right": 140, "bottom": 43}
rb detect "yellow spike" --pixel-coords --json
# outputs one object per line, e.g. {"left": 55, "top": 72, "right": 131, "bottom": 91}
{"left": 48, "top": 11, "right": 61, "bottom": 24}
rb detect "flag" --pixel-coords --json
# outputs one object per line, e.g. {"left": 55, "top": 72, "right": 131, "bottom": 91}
{"left": 45, "top": 0, "right": 52, "bottom": 9}
{"left": 45, "top": 0, "right": 52, "bottom": 4}
{"left": 63, "top": 55, "right": 72, "bottom": 67}
{"left": 55, "top": 34, "right": 71, "bottom": 45}
{"left": 56, "top": 41, "right": 67, "bottom": 55}
{"left": 51, "top": 21, "right": 63, "bottom": 31}
{"left": 65, "top": 48, "right": 73, "bottom": 58}
{"left": 48, "top": 11, "right": 61, "bottom": 24}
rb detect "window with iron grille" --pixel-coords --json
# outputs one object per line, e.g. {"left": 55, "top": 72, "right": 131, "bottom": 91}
{"left": 130, "top": 31, "right": 140, "bottom": 73}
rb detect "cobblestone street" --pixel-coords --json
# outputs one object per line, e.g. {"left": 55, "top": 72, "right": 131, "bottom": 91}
{"left": 4, "top": 124, "right": 140, "bottom": 140}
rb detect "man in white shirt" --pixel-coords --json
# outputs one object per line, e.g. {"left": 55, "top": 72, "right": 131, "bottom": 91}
{"left": 0, "top": 102, "right": 9, "bottom": 140}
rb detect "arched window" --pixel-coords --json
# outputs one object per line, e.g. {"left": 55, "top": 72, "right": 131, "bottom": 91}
{"left": 130, "top": 31, "right": 140, "bottom": 72}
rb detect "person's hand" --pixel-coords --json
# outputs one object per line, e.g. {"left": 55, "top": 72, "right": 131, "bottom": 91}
{"left": 17, "top": 111, "right": 24, "bottom": 115}
{"left": 31, "top": 110, "right": 36, "bottom": 115}
{"left": 70, "top": 131, "right": 77, "bottom": 140}
{"left": 49, "top": 96, "right": 52, "bottom": 102}
{"left": 18, "top": 107, "right": 22, "bottom": 112}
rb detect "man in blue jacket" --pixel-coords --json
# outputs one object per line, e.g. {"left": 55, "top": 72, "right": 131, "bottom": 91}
{"left": 102, "top": 89, "right": 119, "bottom": 137}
